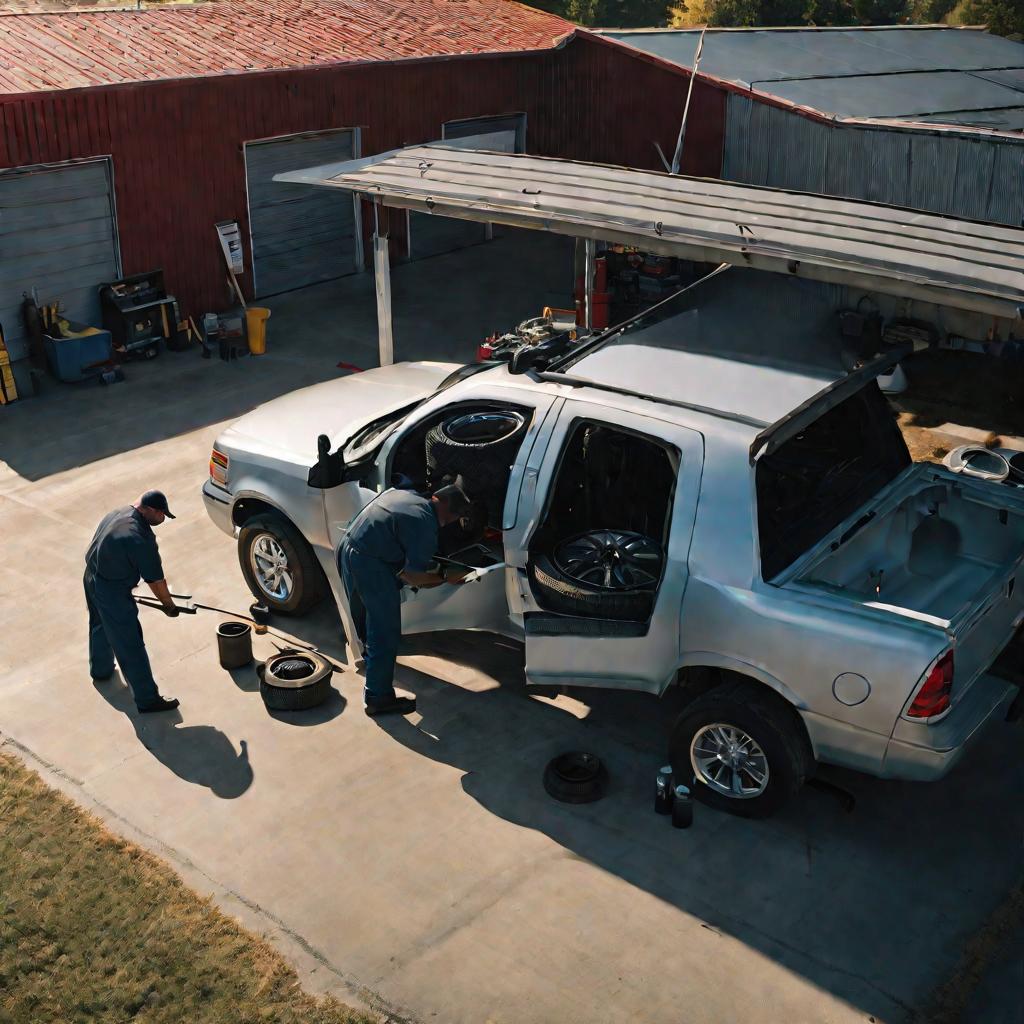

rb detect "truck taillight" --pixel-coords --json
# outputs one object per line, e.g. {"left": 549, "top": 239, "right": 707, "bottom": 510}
{"left": 210, "top": 447, "right": 229, "bottom": 486}
{"left": 908, "top": 651, "right": 954, "bottom": 718}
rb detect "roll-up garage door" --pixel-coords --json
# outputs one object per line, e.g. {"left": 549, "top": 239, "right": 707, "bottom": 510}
{"left": 0, "top": 159, "right": 120, "bottom": 361}
{"left": 409, "top": 114, "right": 525, "bottom": 261}
{"left": 245, "top": 129, "right": 361, "bottom": 297}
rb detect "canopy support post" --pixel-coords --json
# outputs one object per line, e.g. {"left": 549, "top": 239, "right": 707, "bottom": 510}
{"left": 372, "top": 201, "right": 394, "bottom": 366}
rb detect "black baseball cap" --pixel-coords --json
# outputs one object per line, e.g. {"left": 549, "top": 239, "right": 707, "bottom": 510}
{"left": 140, "top": 490, "right": 175, "bottom": 519}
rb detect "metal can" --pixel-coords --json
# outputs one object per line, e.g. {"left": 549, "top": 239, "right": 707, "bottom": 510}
{"left": 672, "top": 783, "right": 694, "bottom": 829}
{"left": 655, "top": 764, "right": 674, "bottom": 815}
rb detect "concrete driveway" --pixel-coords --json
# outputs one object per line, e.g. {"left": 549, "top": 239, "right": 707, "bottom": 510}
{"left": 1, "top": 231, "right": 1021, "bottom": 1024}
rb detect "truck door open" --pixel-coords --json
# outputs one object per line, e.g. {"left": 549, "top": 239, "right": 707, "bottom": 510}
{"left": 509, "top": 400, "right": 704, "bottom": 694}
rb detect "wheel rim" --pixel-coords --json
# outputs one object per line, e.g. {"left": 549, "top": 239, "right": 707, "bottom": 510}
{"left": 553, "top": 530, "right": 663, "bottom": 590}
{"left": 441, "top": 411, "right": 525, "bottom": 445}
{"left": 689, "top": 723, "right": 770, "bottom": 799}
{"left": 249, "top": 533, "right": 293, "bottom": 602}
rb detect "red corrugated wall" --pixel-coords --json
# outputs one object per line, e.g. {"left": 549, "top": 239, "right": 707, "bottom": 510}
{"left": 0, "top": 33, "right": 725, "bottom": 318}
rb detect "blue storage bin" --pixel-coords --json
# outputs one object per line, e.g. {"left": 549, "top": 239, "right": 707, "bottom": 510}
{"left": 44, "top": 325, "right": 113, "bottom": 383}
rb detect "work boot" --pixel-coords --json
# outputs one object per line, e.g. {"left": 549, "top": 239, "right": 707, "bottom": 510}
{"left": 364, "top": 696, "right": 417, "bottom": 717}
{"left": 138, "top": 696, "right": 180, "bottom": 714}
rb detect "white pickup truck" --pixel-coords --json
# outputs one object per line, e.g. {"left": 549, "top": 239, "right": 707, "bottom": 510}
{"left": 203, "top": 314, "right": 1024, "bottom": 817}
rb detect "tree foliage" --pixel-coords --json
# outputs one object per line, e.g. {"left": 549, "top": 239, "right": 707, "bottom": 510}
{"left": 958, "top": 0, "right": 1024, "bottom": 35}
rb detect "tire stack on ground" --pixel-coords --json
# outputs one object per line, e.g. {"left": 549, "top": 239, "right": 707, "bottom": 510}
{"left": 257, "top": 651, "right": 333, "bottom": 711}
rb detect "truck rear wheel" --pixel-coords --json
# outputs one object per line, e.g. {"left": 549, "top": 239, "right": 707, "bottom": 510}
{"left": 669, "top": 680, "right": 813, "bottom": 819}
{"left": 238, "top": 513, "right": 323, "bottom": 616}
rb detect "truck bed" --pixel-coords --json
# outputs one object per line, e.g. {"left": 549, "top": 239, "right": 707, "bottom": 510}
{"left": 796, "top": 467, "right": 1024, "bottom": 625}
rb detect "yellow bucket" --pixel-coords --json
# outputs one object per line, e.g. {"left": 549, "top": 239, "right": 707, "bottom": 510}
{"left": 245, "top": 307, "right": 271, "bottom": 355}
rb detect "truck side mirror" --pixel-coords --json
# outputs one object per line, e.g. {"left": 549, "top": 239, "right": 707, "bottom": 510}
{"left": 307, "top": 433, "right": 346, "bottom": 488}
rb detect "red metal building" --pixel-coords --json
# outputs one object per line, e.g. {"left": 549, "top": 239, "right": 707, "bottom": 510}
{"left": 0, "top": 0, "right": 727, "bottom": 362}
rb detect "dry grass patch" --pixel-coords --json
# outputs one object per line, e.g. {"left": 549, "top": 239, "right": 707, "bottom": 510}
{"left": 0, "top": 751, "right": 374, "bottom": 1024}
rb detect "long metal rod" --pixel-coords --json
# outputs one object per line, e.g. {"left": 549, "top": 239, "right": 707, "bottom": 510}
{"left": 670, "top": 27, "right": 706, "bottom": 176}
{"left": 550, "top": 261, "right": 731, "bottom": 372}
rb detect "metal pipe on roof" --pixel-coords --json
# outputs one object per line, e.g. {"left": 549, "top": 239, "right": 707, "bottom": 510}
{"left": 670, "top": 26, "right": 705, "bottom": 175}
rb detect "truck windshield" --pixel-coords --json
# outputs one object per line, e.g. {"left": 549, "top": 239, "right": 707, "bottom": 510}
{"left": 756, "top": 383, "right": 910, "bottom": 580}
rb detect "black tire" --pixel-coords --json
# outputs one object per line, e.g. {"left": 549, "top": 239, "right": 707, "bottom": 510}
{"left": 424, "top": 409, "right": 528, "bottom": 491}
{"left": 669, "top": 680, "right": 813, "bottom": 819}
{"left": 238, "top": 513, "right": 323, "bottom": 616}
{"left": 529, "top": 551, "right": 655, "bottom": 621}
{"left": 258, "top": 651, "right": 333, "bottom": 712}
{"left": 542, "top": 751, "right": 608, "bottom": 804}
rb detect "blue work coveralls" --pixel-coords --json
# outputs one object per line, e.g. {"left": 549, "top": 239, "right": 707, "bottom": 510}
{"left": 83, "top": 507, "right": 165, "bottom": 708}
{"left": 339, "top": 490, "right": 438, "bottom": 706}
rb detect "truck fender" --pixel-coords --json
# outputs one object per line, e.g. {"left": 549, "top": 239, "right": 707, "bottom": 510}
{"left": 674, "top": 652, "right": 808, "bottom": 711}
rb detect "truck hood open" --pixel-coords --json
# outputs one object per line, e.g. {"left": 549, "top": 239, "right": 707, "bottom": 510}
{"left": 222, "top": 361, "right": 457, "bottom": 460}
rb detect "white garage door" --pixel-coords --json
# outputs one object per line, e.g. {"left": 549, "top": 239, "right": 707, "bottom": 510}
{"left": 245, "top": 129, "right": 361, "bottom": 297}
{"left": 409, "top": 114, "right": 525, "bottom": 261}
{"left": 0, "top": 159, "right": 120, "bottom": 361}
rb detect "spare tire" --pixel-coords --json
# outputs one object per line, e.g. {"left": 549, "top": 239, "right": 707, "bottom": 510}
{"left": 425, "top": 410, "right": 528, "bottom": 492}
{"left": 257, "top": 650, "right": 333, "bottom": 711}
{"left": 529, "top": 530, "right": 663, "bottom": 621}
{"left": 543, "top": 751, "right": 608, "bottom": 804}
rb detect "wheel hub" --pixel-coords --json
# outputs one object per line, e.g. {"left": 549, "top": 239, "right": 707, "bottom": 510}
{"left": 689, "top": 723, "right": 770, "bottom": 800}
{"left": 250, "top": 534, "right": 293, "bottom": 601}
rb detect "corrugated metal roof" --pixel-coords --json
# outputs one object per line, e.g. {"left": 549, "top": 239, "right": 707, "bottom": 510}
{"left": 599, "top": 26, "right": 1024, "bottom": 132}
{"left": 277, "top": 145, "right": 1024, "bottom": 319}
{"left": 0, "top": 0, "right": 574, "bottom": 95}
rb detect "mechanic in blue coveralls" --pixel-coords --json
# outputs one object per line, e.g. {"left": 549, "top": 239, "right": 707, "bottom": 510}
{"left": 340, "top": 483, "right": 473, "bottom": 716}
{"left": 84, "top": 490, "right": 181, "bottom": 714}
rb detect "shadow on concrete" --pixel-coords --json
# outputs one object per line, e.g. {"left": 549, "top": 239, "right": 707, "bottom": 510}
{"left": 372, "top": 631, "right": 1024, "bottom": 1023}
{"left": 265, "top": 685, "right": 347, "bottom": 726}
{"left": 0, "top": 231, "right": 573, "bottom": 483}
{"left": 227, "top": 664, "right": 260, "bottom": 693}
{"left": 94, "top": 677, "right": 253, "bottom": 799}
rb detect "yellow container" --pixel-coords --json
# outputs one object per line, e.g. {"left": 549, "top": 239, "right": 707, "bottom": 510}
{"left": 245, "top": 307, "right": 271, "bottom": 355}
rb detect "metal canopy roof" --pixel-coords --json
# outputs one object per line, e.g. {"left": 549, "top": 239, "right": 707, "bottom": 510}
{"left": 277, "top": 146, "right": 1024, "bottom": 319}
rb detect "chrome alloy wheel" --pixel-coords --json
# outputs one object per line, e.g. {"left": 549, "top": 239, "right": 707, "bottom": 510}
{"left": 250, "top": 533, "right": 293, "bottom": 602}
{"left": 553, "top": 530, "right": 662, "bottom": 590}
{"left": 689, "top": 723, "right": 770, "bottom": 799}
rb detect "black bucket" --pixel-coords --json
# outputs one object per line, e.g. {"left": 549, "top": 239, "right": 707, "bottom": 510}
{"left": 217, "top": 621, "right": 253, "bottom": 669}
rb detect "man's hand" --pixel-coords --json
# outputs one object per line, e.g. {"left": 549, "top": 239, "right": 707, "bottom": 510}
{"left": 162, "top": 604, "right": 180, "bottom": 617}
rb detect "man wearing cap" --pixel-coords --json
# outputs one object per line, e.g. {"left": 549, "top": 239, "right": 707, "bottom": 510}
{"left": 84, "top": 491, "right": 180, "bottom": 713}
{"left": 340, "top": 483, "right": 473, "bottom": 716}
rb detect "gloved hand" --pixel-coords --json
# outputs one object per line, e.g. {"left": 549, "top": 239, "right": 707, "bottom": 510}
{"left": 162, "top": 604, "right": 180, "bottom": 617}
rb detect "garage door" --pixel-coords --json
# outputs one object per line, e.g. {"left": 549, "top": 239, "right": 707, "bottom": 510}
{"left": 410, "top": 115, "right": 525, "bottom": 261}
{"left": 0, "top": 159, "right": 120, "bottom": 361}
{"left": 245, "top": 129, "right": 361, "bottom": 297}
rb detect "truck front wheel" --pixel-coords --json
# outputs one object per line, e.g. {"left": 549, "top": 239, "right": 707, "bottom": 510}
{"left": 238, "top": 513, "right": 323, "bottom": 616}
{"left": 669, "top": 681, "right": 813, "bottom": 819}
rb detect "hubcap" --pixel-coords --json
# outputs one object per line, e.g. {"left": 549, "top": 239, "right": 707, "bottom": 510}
{"left": 689, "top": 723, "right": 770, "bottom": 799}
{"left": 250, "top": 533, "right": 293, "bottom": 602}
{"left": 554, "top": 530, "right": 662, "bottom": 590}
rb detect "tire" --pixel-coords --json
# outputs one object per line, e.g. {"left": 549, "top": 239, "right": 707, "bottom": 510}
{"left": 424, "top": 410, "right": 528, "bottom": 492}
{"left": 528, "top": 532, "right": 660, "bottom": 621}
{"left": 238, "top": 513, "right": 323, "bottom": 616}
{"left": 257, "top": 651, "right": 333, "bottom": 712}
{"left": 669, "top": 680, "right": 813, "bottom": 819}
{"left": 542, "top": 751, "right": 608, "bottom": 804}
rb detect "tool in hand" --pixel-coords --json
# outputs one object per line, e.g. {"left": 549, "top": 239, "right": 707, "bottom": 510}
{"left": 134, "top": 595, "right": 320, "bottom": 652}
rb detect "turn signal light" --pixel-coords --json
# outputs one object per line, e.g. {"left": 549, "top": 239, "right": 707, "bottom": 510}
{"left": 908, "top": 651, "right": 954, "bottom": 718}
{"left": 210, "top": 447, "right": 229, "bottom": 486}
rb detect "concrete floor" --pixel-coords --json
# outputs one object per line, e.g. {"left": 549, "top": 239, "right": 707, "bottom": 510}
{"left": 1, "top": 230, "right": 1022, "bottom": 1024}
